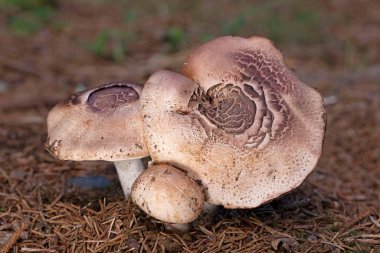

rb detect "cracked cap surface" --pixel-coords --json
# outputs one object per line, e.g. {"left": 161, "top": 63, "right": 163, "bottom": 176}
{"left": 142, "top": 36, "right": 326, "bottom": 208}
{"left": 46, "top": 82, "right": 149, "bottom": 161}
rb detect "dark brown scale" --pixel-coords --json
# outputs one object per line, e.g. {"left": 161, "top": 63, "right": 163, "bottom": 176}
{"left": 194, "top": 83, "right": 256, "bottom": 134}
{"left": 87, "top": 85, "right": 139, "bottom": 113}
{"left": 243, "top": 84, "right": 260, "bottom": 98}
{"left": 261, "top": 66, "right": 271, "bottom": 78}
{"left": 235, "top": 49, "right": 291, "bottom": 94}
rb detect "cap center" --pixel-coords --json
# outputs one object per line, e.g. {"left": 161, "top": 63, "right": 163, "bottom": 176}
{"left": 87, "top": 85, "right": 139, "bottom": 113}
{"left": 190, "top": 83, "right": 256, "bottom": 134}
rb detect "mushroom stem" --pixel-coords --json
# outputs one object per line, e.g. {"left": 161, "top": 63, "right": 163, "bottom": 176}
{"left": 164, "top": 204, "right": 218, "bottom": 234}
{"left": 114, "top": 159, "right": 145, "bottom": 198}
{"left": 164, "top": 223, "right": 190, "bottom": 234}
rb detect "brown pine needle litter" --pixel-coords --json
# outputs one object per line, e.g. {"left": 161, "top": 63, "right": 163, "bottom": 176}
{"left": 1, "top": 57, "right": 380, "bottom": 253}
{"left": 1, "top": 80, "right": 379, "bottom": 253}
{"left": 1, "top": 0, "right": 380, "bottom": 252}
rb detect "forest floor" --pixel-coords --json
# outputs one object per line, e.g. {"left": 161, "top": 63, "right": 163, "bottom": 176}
{"left": 0, "top": 1, "right": 379, "bottom": 252}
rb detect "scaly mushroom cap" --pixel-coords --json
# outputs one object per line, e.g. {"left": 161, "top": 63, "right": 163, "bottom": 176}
{"left": 142, "top": 36, "right": 326, "bottom": 208}
{"left": 47, "top": 82, "right": 149, "bottom": 161}
{"left": 131, "top": 164, "right": 204, "bottom": 223}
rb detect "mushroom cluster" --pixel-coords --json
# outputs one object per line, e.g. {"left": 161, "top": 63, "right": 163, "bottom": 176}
{"left": 46, "top": 36, "right": 326, "bottom": 226}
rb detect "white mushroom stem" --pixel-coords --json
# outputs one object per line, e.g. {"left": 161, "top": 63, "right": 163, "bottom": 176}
{"left": 114, "top": 159, "right": 145, "bottom": 198}
{"left": 164, "top": 204, "right": 219, "bottom": 234}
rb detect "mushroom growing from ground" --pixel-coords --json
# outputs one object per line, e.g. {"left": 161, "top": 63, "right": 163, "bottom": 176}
{"left": 46, "top": 35, "right": 326, "bottom": 229}
{"left": 46, "top": 82, "right": 149, "bottom": 197}
{"left": 131, "top": 164, "right": 204, "bottom": 224}
{"left": 141, "top": 36, "right": 326, "bottom": 209}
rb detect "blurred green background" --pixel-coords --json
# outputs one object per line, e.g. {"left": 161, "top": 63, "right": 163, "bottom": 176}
{"left": 0, "top": 0, "right": 379, "bottom": 102}
{"left": 1, "top": 0, "right": 377, "bottom": 66}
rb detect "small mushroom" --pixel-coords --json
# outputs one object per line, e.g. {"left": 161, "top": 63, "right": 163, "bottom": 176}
{"left": 131, "top": 164, "right": 204, "bottom": 224}
{"left": 46, "top": 82, "right": 149, "bottom": 197}
{"left": 142, "top": 36, "right": 326, "bottom": 208}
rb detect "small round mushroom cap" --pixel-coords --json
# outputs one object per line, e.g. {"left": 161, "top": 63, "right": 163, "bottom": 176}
{"left": 46, "top": 82, "right": 148, "bottom": 161}
{"left": 131, "top": 164, "right": 204, "bottom": 224}
{"left": 142, "top": 36, "right": 326, "bottom": 208}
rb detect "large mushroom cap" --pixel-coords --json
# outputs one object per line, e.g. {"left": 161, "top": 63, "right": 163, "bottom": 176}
{"left": 47, "top": 82, "right": 149, "bottom": 161}
{"left": 131, "top": 164, "right": 204, "bottom": 224}
{"left": 142, "top": 36, "right": 326, "bottom": 208}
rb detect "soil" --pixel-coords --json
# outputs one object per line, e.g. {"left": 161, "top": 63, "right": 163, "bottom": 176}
{"left": 1, "top": 1, "right": 379, "bottom": 252}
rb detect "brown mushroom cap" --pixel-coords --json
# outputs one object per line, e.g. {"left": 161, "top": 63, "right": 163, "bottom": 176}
{"left": 131, "top": 164, "right": 204, "bottom": 224}
{"left": 46, "top": 82, "right": 149, "bottom": 161}
{"left": 142, "top": 36, "right": 326, "bottom": 208}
